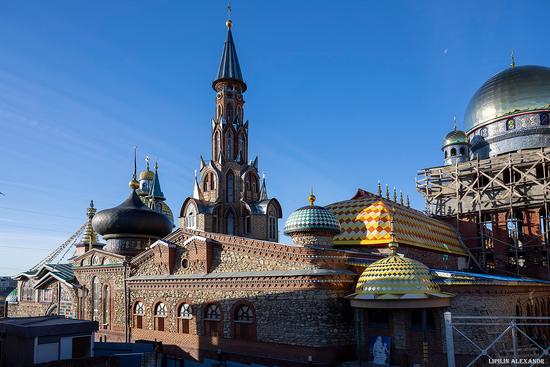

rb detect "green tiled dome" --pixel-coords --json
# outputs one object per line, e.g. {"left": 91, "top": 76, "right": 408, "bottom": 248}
{"left": 284, "top": 205, "right": 341, "bottom": 235}
{"left": 6, "top": 288, "right": 17, "bottom": 303}
{"left": 442, "top": 130, "right": 468, "bottom": 148}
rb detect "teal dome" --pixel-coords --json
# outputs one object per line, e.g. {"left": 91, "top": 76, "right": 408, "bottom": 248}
{"left": 6, "top": 288, "right": 17, "bottom": 303}
{"left": 442, "top": 129, "right": 468, "bottom": 148}
{"left": 284, "top": 205, "right": 341, "bottom": 235}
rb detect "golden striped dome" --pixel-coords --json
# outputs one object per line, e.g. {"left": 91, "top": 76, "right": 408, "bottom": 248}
{"left": 139, "top": 169, "right": 154, "bottom": 181}
{"left": 356, "top": 251, "right": 441, "bottom": 297}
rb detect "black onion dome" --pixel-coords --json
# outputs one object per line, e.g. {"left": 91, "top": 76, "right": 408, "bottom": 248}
{"left": 92, "top": 190, "right": 173, "bottom": 239}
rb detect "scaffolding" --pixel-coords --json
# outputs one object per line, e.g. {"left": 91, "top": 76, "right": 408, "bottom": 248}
{"left": 416, "top": 147, "right": 550, "bottom": 277}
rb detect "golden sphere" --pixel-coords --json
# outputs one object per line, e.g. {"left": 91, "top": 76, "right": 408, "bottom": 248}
{"left": 226, "top": 19, "right": 232, "bottom": 29}
{"left": 129, "top": 179, "right": 139, "bottom": 190}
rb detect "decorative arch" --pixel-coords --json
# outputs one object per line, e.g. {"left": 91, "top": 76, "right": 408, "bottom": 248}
{"left": 91, "top": 277, "right": 100, "bottom": 321}
{"left": 176, "top": 301, "right": 193, "bottom": 334}
{"left": 102, "top": 283, "right": 110, "bottom": 328}
{"left": 231, "top": 301, "right": 256, "bottom": 341}
{"left": 214, "top": 130, "right": 221, "bottom": 159}
{"left": 226, "top": 208, "right": 236, "bottom": 235}
{"left": 133, "top": 301, "right": 145, "bottom": 329}
{"left": 226, "top": 171, "right": 235, "bottom": 203}
{"left": 185, "top": 202, "right": 198, "bottom": 230}
{"left": 203, "top": 303, "right": 223, "bottom": 337}
{"left": 154, "top": 301, "right": 167, "bottom": 331}
{"left": 226, "top": 130, "right": 234, "bottom": 159}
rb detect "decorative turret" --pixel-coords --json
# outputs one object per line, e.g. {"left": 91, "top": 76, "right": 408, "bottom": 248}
{"left": 284, "top": 191, "right": 341, "bottom": 247}
{"left": 74, "top": 200, "right": 104, "bottom": 257}
{"left": 179, "top": 5, "right": 282, "bottom": 241}
{"left": 138, "top": 156, "right": 155, "bottom": 194}
{"left": 347, "top": 221, "right": 453, "bottom": 308}
{"left": 442, "top": 116, "right": 470, "bottom": 165}
{"left": 92, "top": 152, "right": 173, "bottom": 256}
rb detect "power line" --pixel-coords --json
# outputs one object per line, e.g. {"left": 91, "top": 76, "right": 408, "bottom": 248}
{"left": 0, "top": 222, "right": 76, "bottom": 234}
{"left": 0, "top": 206, "right": 81, "bottom": 220}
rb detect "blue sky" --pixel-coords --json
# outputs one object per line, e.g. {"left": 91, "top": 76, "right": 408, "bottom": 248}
{"left": 1, "top": 1, "right": 549, "bottom": 274}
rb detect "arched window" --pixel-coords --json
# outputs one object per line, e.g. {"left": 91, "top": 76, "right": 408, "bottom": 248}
{"left": 209, "top": 172, "right": 215, "bottom": 190}
{"left": 154, "top": 302, "right": 167, "bottom": 331}
{"left": 203, "top": 174, "right": 209, "bottom": 191}
{"left": 444, "top": 150, "right": 448, "bottom": 159}
{"left": 237, "top": 106, "right": 242, "bottom": 122}
{"left": 450, "top": 147, "right": 457, "bottom": 156}
{"left": 204, "top": 304, "right": 222, "bottom": 337}
{"left": 245, "top": 174, "right": 251, "bottom": 192}
{"left": 185, "top": 205, "right": 197, "bottom": 230}
{"left": 238, "top": 134, "right": 245, "bottom": 161}
{"left": 133, "top": 301, "right": 144, "bottom": 329}
{"left": 215, "top": 131, "right": 221, "bottom": 159}
{"left": 217, "top": 105, "right": 222, "bottom": 119}
{"left": 226, "top": 131, "right": 233, "bottom": 159}
{"left": 268, "top": 208, "right": 277, "bottom": 241}
{"left": 243, "top": 207, "right": 251, "bottom": 234}
{"left": 178, "top": 303, "right": 192, "bottom": 334}
{"left": 226, "top": 103, "right": 233, "bottom": 122}
{"left": 253, "top": 176, "right": 259, "bottom": 193}
{"left": 226, "top": 210, "right": 235, "bottom": 235}
{"left": 233, "top": 303, "right": 255, "bottom": 340}
{"left": 102, "top": 284, "right": 110, "bottom": 327}
{"left": 459, "top": 147, "right": 465, "bottom": 155}
{"left": 91, "top": 277, "right": 99, "bottom": 321}
{"left": 226, "top": 172, "right": 234, "bottom": 203}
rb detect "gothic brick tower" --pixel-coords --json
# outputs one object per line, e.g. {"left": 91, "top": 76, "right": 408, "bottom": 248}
{"left": 180, "top": 17, "right": 282, "bottom": 241}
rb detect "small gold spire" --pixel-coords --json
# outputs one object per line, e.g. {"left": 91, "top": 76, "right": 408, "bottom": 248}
{"left": 377, "top": 180, "right": 382, "bottom": 197}
{"left": 511, "top": 50, "right": 516, "bottom": 68}
{"left": 385, "top": 184, "right": 390, "bottom": 200}
{"left": 393, "top": 187, "right": 397, "bottom": 202}
{"left": 226, "top": 0, "right": 232, "bottom": 29}
{"left": 406, "top": 194, "right": 410, "bottom": 208}
{"left": 145, "top": 155, "right": 150, "bottom": 171}
{"left": 400, "top": 191, "right": 404, "bottom": 205}
{"left": 129, "top": 146, "right": 139, "bottom": 190}
{"left": 308, "top": 188, "right": 316, "bottom": 206}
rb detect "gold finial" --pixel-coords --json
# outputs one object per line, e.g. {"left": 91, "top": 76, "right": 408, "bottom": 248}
{"left": 226, "top": 0, "right": 232, "bottom": 29}
{"left": 385, "top": 184, "right": 390, "bottom": 200}
{"left": 145, "top": 155, "right": 150, "bottom": 171}
{"left": 308, "top": 188, "right": 316, "bottom": 206}
{"left": 388, "top": 207, "right": 399, "bottom": 254}
{"left": 400, "top": 191, "right": 404, "bottom": 205}
{"left": 511, "top": 50, "right": 516, "bottom": 68}
{"left": 393, "top": 187, "right": 397, "bottom": 202}
{"left": 453, "top": 115, "right": 457, "bottom": 131}
{"left": 377, "top": 180, "right": 382, "bottom": 196}
{"left": 406, "top": 194, "right": 410, "bottom": 208}
{"left": 129, "top": 146, "right": 139, "bottom": 190}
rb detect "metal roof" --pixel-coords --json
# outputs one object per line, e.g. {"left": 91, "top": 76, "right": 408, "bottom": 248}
{"left": 213, "top": 29, "right": 244, "bottom": 87}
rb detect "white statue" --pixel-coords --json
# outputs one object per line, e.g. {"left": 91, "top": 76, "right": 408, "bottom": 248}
{"left": 372, "top": 336, "right": 389, "bottom": 365}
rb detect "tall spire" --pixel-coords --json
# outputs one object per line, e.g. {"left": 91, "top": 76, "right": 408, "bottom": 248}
{"left": 82, "top": 200, "right": 98, "bottom": 251}
{"left": 511, "top": 50, "right": 516, "bottom": 68}
{"left": 213, "top": 1, "right": 245, "bottom": 90}
{"left": 150, "top": 161, "right": 165, "bottom": 199}
{"left": 129, "top": 146, "right": 139, "bottom": 190}
{"left": 259, "top": 171, "right": 268, "bottom": 201}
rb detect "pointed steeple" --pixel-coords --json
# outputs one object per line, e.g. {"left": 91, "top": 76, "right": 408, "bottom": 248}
{"left": 82, "top": 200, "right": 98, "bottom": 250}
{"left": 259, "top": 171, "right": 268, "bottom": 201}
{"left": 193, "top": 169, "right": 200, "bottom": 199}
{"left": 213, "top": 7, "right": 246, "bottom": 90}
{"left": 149, "top": 162, "right": 165, "bottom": 199}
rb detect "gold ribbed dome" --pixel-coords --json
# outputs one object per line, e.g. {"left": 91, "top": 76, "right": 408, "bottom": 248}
{"left": 139, "top": 169, "right": 154, "bottom": 181}
{"left": 356, "top": 252, "right": 441, "bottom": 297}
